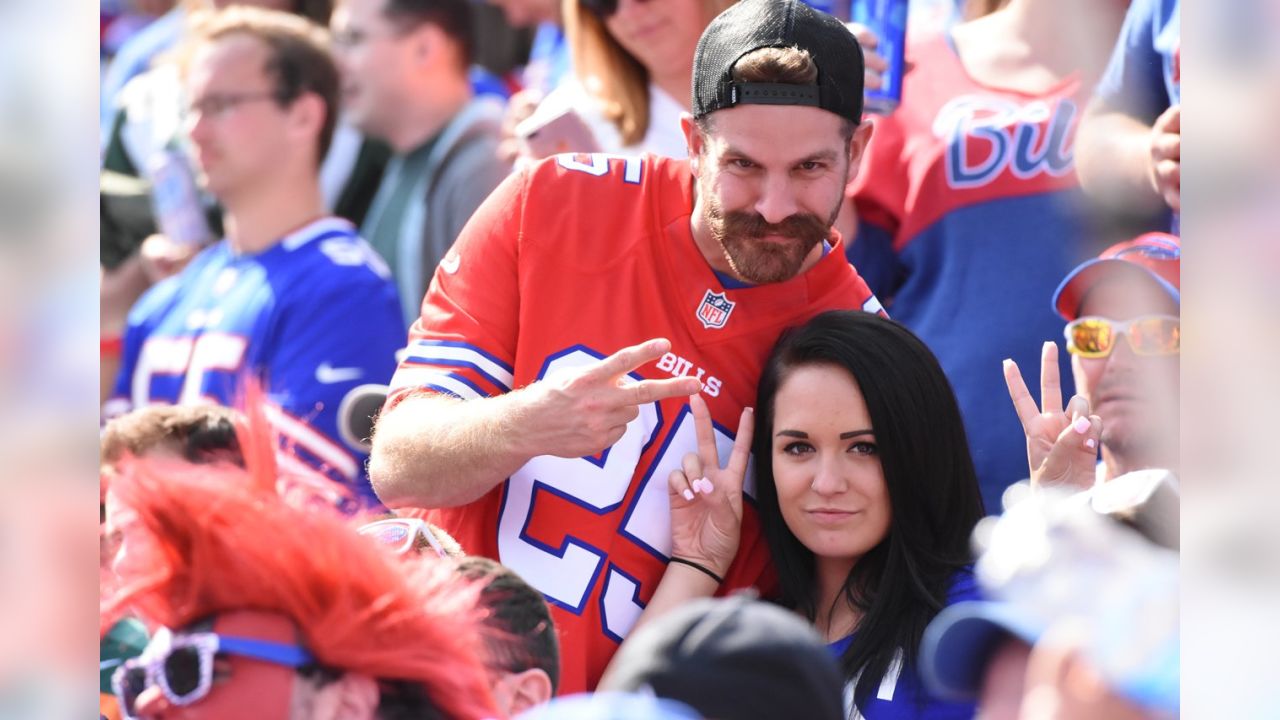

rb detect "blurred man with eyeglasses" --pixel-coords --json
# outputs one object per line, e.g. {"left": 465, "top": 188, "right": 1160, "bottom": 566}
{"left": 330, "top": 0, "right": 511, "bottom": 325}
{"left": 104, "top": 7, "right": 405, "bottom": 506}
{"left": 1052, "top": 232, "right": 1180, "bottom": 483}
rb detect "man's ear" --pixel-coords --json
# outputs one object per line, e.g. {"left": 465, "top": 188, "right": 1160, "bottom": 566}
{"left": 499, "top": 668, "right": 554, "bottom": 717}
{"left": 845, "top": 120, "right": 875, "bottom": 194}
{"left": 681, "top": 112, "right": 703, "bottom": 173}
{"left": 309, "top": 672, "right": 380, "bottom": 720}
{"left": 411, "top": 23, "right": 434, "bottom": 65}
{"left": 288, "top": 92, "right": 327, "bottom": 155}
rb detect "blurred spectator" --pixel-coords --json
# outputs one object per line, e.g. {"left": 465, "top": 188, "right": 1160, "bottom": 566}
{"left": 457, "top": 557, "right": 561, "bottom": 716}
{"left": 100, "top": 404, "right": 246, "bottom": 612}
{"left": 847, "top": 0, "right": 1127, "bottom": 509}
{"left": 1003, "top": 233, "right": 1179, "bottom": 489}
{"left": 100, "top": 0, "right": 392, "bottom": 385}
{"left": 511, "top": 0, "right": 734, "bottom": 160}
{"left": 101, "top": 0, "right": 333, "bottom": 155}
{"left": 102, "top": 441, "right": 499, "bottom": 719}
{"left": 331, "top": 0, "right": 511, "bottom": 324}
{"left": 101, "top": 7, "right": 405, "bottom": 505}
{"left": 100, "top": 403, "right": 243, "bottom": 471}
{"left": 486, "top": 0, "right": 570, "bottom": 93}
{"left": 101, "top": 5, "right": 389, "bottom": 244}
{"left": 369, "top": 0, "right": 880, "bottom": 693}
{"left": 600, "top": 594, "right": 846, "bottom": 720}
{"left": 486, "top": 0, "right": 571, "bottom": 165}
{"left": 1076, "top": 0, "right": 1180, "bottom": 230}
{"left": 643, "top": 311, "right": 985, "bottom": 719}
{"left": 919, "top": 487, "right": 1179, "bottom": 719}
{"left": 1053, "top": 233, "right": 1179, "bottom": 482}
{"left": 101, "top": 0, "right": 176, "bottom": 66}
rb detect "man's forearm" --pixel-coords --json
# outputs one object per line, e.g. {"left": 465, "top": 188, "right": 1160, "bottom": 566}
{"left": 1075, "top": 104, "right": 1164, "bottom": 214}
{"left": 368, "top": 390, "right": 539, "bottom": 509}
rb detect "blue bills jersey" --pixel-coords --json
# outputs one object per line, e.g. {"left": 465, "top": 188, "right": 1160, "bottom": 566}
{"left": 106, "top": 217, "right": 405, "bottom": 502}
{"left": 828, "top": 570, "right": 982, "bottom": 720}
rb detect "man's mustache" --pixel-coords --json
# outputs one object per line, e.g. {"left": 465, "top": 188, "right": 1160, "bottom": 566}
{"left": 721, "top": 210, "right": 829, "bottom": 240}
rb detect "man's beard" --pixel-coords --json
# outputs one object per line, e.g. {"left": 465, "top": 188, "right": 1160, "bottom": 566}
{"left": 703, "top": 185, "right": 842, "bottom": 285}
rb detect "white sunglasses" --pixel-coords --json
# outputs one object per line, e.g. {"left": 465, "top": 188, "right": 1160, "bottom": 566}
{"left": 357, "top": 517, "right": 449, "bottom": 558}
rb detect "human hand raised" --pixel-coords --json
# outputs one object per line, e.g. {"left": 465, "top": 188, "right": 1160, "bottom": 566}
{"left": 139, "top": 233, "right": 200, "bottom": 284}
{"left": 521, "top": 338, "right": 703, "bottom": 460}
{"left": 1148, "top": 104, "right": 1180, "bottom": 211}
{"left": 666, "top": 393, "right": 753, "bottom": 580}
{"left": 1004, "top": 341, "right": 1102, "bottom": 490}
{"left": 846, "top": 22, "right": 891, "bottom": 92}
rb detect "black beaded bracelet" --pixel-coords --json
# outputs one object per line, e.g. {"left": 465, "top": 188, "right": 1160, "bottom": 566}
{"left": 668, "top": 556, "right": 724, "bottom": 584}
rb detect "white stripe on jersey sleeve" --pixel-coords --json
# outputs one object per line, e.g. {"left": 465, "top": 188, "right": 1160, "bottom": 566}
{"left": 388, "top": 367, "right": 487, "bottom": 400}
{"left": 402, "top": 342, "right": 515, "bottom": 391}
{"left": 264, "top": 405, "right": 359, "bottom": 480}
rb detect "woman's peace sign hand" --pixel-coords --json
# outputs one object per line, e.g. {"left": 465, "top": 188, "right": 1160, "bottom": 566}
{"left": 1004, "top": 341, "right": 1102, "bottom": 490}
{"left": 666, "top": 394, "right": 753, "bottom": 579}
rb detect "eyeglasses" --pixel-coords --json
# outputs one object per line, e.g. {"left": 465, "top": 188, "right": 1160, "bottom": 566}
{"left": 357, "top": 517, "right": 449, "bottom": 558}
{"left": 111, "top": 627, "right": 314, "bottom": 719}
{"left": 184, "top": 92, "right": 282, "bottom": 120}
{"left": 1064, "top": 315, "right": 1180, "bottom": 358}
{"left": 330, "top": 26, "right": 412, "bottom": 49}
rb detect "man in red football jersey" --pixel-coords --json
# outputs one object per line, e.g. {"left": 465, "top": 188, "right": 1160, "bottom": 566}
{"left": 370, "top": 0, "right": 881, "bottom": 693}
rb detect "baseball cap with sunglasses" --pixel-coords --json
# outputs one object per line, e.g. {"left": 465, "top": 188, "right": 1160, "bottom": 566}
{"left": 112, "top": 626, "right": 314, "bottom": 720}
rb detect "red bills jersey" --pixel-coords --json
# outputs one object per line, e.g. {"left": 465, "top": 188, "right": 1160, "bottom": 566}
{"left": 387, "top": 153, "right": 878, "bottom": 693}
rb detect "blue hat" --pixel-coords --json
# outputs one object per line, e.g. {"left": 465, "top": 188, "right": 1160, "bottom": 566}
{"left": 918, "top": 600, "right": 1046, "bottom": 701}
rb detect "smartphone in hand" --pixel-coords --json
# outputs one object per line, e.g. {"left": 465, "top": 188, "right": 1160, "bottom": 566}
{"left": 514, "top": 106, "right": 601, "bottom": 159}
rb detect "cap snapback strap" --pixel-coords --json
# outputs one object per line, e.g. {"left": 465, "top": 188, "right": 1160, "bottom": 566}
{"left": 723, "top": 82, "right": 821, "bottom": 108}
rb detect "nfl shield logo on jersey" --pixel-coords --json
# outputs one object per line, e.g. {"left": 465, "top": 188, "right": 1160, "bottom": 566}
{"left": 696, "top": 290, "right": 735, "bottom": 330}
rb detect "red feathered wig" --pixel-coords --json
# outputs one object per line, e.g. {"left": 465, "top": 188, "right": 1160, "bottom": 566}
{"left": 102, "top": 401, "right": 499, "bottom": 719}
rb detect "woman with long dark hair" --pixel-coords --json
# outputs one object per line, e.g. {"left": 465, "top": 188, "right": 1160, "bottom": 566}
{"left": 619, "top": 310, "right": 986, "bottom": 718}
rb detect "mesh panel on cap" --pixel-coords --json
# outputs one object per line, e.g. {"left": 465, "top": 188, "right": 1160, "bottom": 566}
{"left": 692, "top": 0, "right": 864, "bottom": 122}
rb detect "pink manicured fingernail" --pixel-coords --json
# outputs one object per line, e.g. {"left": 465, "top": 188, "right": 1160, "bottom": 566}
{"left": 1085, "top": 438, "right": 1097, "bottom": 450}
{"left": 1072, "top": 417, "right": 1090, "bottom": 434}
{"left": 694, "top": 477, "right": 713, "bottom": 494}
{"left": 682, "top": 488, "right": 695, "bottom": 501}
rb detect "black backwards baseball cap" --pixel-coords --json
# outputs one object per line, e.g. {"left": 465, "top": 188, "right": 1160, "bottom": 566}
{"left": 693, "top": 0, "right": 865, "bottom": 123}
{"left": 597, "top": 594, "right": 846, "bottom": 720}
